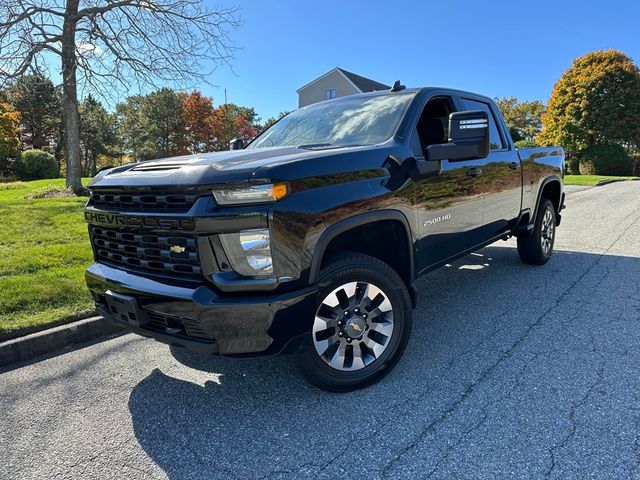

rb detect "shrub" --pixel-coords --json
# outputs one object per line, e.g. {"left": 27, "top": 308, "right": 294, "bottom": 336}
{"left": 631, "top": 154, "right": 640, "bottom": 176}
{"left": 0, "top": 181, "right": 27, "bottom": 190}
{"left": 514, "top": 140, "right": 538, "bottom": 149}
{"left": 12, "top": 149, "right": 59, "bottom": 181}
{"left": 565, "top": 155, "right": 580, "bottom": 175}
{"left": 578, "top": 144, "right": 633, "bottom": 176}
{"left": 24, "top": 184, "right": 76, "bottom": 199}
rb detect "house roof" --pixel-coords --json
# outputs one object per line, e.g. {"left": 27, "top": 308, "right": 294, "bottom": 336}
{"left": 336, "top": 68, "right": 391, "bottom": 92}
{"left": 296, "top": 67, "right": 391, "bottom": 93}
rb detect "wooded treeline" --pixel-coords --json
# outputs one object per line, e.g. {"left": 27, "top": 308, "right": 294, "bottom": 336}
{"left": 0, "top": 74, "right": 287, "bottom": 177}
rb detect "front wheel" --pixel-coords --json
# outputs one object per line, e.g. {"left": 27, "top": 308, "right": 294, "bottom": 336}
{"left": 517, "top": 198, "right": 556, "bottom": 265}
{"left": 297, "top": 253, "right": 412, "bottom": 392}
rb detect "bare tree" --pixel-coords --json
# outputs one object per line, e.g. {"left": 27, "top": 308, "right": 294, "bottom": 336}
{"left": 0, "top": 0, "right": 240, "bottom": 193}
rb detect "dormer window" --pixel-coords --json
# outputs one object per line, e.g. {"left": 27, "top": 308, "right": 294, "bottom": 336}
{"left": 324, "top": 89, "right": 337, "bottom": 100}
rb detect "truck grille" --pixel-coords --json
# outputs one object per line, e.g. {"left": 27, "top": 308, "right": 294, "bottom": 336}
{"left": 89, "top": 190, "right": 199, "bottom": 213}
{"left": 89, "top": 226, "right": 202, "bottom": 279}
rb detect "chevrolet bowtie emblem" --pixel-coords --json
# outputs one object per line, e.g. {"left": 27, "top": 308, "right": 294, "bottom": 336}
{"left": 170, "top": 245, "right": 186, "bottom": 254}
{"left": 352, "top": 323, "right": 363, "bottom": 332}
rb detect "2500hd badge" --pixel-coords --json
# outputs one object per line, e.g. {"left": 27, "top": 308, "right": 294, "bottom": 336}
{"left": 424, "top": 213, "right": 452, "bottom": 226}
{"left": 84, "top": 85, "right": 564, "bottom": 391}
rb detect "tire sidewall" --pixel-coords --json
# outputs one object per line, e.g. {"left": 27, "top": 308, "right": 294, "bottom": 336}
{"left": 535, "top": 199, "right": 556, "bottom": 262}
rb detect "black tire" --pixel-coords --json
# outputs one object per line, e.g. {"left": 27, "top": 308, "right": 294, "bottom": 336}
{"left": 517, "top": 198, "right": 556, "bottom": 265}
{"left": 297, "top": 253, "right": 412, "bottom": 392}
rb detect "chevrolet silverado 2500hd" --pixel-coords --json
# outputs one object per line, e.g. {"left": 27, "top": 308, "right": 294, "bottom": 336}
{"left": 85, "top": 86, "right": 564, "bottom": 391}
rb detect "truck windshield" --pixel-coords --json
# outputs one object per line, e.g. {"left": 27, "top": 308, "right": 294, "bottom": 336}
{"left": 247, "top": 92, "right": 416, "bottom": 150}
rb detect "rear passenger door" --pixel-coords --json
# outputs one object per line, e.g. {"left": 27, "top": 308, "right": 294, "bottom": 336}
{"left": 457, "top": 96, "right": 521, "bottom": 236}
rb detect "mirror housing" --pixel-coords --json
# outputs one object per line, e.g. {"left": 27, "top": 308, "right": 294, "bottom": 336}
{"left": 426, "top": 110, "right": 490, "bottom": 162}
{"left": 229, "top": 138, "right": 246, "bottom": 150}
{"left": 95, "top": 165, "right": 114, "bottom": 176}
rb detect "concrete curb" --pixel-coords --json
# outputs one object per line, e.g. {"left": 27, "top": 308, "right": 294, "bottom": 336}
{"left": 595, "top": 178, "right": 639, "bottom": 186}
{"left": 595, "top": 179, "right": 626, "bottom": 186}
{"left": 564, "top": 178, "right": 639, "bottom": 191}
{"left": 0, "top": 316, "right": 123, "bottom": 368}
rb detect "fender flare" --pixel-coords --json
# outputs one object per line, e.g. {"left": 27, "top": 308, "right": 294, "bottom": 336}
{"left": 532, "top": 175, "right": 563, "bottom": 220}
{"left": 308, "top": 209, "right": 415, "bottom": 284}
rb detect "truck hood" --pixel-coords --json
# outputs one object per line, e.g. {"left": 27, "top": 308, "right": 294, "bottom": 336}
{"left": 88, "top": 146, "right": 323, "bottom": 188}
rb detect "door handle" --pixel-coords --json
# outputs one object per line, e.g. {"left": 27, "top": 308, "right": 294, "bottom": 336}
{"left": 509, "top": 161, "right": 519, "bottom": 170}
{"left": 466, "top": 167, "right": 482, "bottom": 177}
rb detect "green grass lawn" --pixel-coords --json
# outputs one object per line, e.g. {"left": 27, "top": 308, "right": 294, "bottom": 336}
{"left": 564, "top": 175, "right": 638, "bottom": 186}
{"left": 0, "top": 178, "right": 94, "bottom": 340}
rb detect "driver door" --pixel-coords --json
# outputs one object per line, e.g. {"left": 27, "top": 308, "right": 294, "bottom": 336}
{"left": 410, "top": 94, "right": 486, "bottom": 273}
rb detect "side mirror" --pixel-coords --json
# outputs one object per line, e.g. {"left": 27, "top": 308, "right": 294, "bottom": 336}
{"left": 426, "top": 110, "right": 490, "bottom": 162}
{"left": 229, "top": 138, "right": 246, "bottom": 150}
{"left": 95, "top": 165, "right": 114, "bottom": 176}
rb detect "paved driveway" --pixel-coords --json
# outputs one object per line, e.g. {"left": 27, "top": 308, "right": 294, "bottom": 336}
{"left": 1, "top": 181, "right": 639, "bottom": 480}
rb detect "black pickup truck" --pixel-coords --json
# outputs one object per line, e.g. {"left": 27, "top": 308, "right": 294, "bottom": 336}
{"left": 85, "top": 86, "right": 564, "bottom": 391}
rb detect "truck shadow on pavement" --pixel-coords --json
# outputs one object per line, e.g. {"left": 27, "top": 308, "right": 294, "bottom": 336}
{"left": 127, "top": 245, "right": 640, "bottom": 479}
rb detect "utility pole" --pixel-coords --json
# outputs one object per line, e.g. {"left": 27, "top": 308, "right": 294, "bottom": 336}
{"left": 223, "top": 88, "right": 231, "bottom": 148}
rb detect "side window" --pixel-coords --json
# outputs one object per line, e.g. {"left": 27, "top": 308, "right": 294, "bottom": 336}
{"left": 413, "top": 97, "right": 454, "bottom": 157}
{"left": 460, "top": 98, "right": 505, "bottom": 150}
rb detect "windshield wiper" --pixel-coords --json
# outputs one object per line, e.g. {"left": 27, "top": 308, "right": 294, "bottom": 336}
{"left": 297, "top": 143, "right": 368, "bottom": 150}
{"left": 297, "top": 143, "right": 339, "bottom": 150}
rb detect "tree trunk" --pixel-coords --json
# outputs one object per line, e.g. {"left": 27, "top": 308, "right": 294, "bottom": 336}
{"left": 90, "top": 150, "right": 97, "bottom": 177}
{"left": 54, "top": 129, "right": 64, "bottom": 171}
{"left": 61, "top": 0, "right": 84, "bottom": 194}
{"left": 81, "top": 145, "right": 88, "bottom": 176}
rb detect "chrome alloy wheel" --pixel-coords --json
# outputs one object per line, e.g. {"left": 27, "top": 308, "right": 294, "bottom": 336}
{"left": 541, "top": 208, "right": 555, "bottom": 255}
{"left": 312, "top": 281, "right": 394, "bottom": 371}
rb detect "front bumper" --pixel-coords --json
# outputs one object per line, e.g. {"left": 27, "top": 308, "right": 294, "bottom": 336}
{"left": 86, "top": 263, "right": 317, "bottom": 356}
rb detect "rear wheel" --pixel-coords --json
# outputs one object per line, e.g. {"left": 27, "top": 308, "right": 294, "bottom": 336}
{"left": 517, "top": 198, "right": 556, "bottom": 265}
{"left": 297, "top": 253, "right": 412, "bottom": 392}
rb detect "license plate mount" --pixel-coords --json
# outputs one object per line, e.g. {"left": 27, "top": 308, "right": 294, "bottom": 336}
{"left": 103, "top": 290, "right": 149, "bottom": 327}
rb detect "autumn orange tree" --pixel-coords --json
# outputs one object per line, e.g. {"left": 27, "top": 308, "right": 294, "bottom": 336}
{"left": 0, "top": 102, "right": 20, "bottom": 176}
{"left": 210, "top": 103, "right": 257, "bottom": 151}
{"left": 183, "top": 91, "right": 217, "bottom": 153}
{"left": 538, "top": 50, "right": 640, "bottom": 155}
{"left": 183, "top": 91, "right": 259, "bottom": 153}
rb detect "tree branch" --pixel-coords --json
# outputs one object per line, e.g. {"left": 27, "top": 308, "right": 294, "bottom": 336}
{"left": 0, "top": 0, "right": 241, "bottom": 102}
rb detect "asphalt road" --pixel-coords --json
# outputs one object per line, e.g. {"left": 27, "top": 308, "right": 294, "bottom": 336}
{"left": 1, "top": 181, "right": 639, "bottom": 480}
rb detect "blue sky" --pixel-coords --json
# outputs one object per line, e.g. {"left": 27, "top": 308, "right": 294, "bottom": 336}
{"left": 39, "top": 0, "right": 639, "bottom": 120}
{"left": 198, "top": 0, "right": 639, "bottom": 121}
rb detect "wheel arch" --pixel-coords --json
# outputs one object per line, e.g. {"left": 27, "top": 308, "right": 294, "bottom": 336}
{"left": 533, "top": 175, "right": 563, "bottom": 220}
{"left": 308, "top": 210, "right": 416, "bottom": 306}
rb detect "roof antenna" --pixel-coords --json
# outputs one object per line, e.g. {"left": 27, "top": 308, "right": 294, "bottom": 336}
{"left": 390, "top": 80, "right": 406, "bottom": 92}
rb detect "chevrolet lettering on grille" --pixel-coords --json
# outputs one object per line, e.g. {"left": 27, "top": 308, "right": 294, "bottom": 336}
{"left": 84, "top": 211, "right": 195, "bottom": 230}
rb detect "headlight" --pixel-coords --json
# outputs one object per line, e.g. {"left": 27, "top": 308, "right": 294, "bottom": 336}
{"left": 213, "top": 183, "right": 289, "bottom": 205}
{"left": 218, "top": 229, "right": 273, "bottom": 276}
